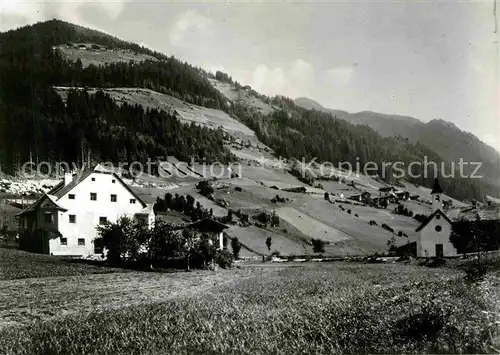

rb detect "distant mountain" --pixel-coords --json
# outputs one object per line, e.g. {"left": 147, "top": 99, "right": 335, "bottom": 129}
{"left": 294, "top": 97, "right": 326, "bottom": 111}
{"left": 294, "top": 97, "right": 350, "bottom": 119}
{"left": 294, "top": 98, "right": 500, "bottom": 186}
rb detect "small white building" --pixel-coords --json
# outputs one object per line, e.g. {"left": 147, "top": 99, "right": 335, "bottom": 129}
{"left": 17, "top": 167, "right": 154, "bottom": 256}
{"left": 414, "top": 178, "right": 458, "bottom": 258}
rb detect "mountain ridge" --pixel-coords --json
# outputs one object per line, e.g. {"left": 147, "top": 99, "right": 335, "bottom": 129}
{"left": 294, "top": 97, "right": 500, "bottom": 186}
{"left": 0, "top": 19, "right": 498, "bottom": 201}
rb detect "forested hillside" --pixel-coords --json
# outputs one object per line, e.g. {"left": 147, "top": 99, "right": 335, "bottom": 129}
{"left": 234, "top": 96, "right": 498, "bottom": 201}
{"left": 0, "top": 19, "right": 230, "bottom": 171}
{"left": 0, "top": 19, "right": 497, "bottom": 201}
{"left": 294, "top": 98, "right": 500, "bottom": 187}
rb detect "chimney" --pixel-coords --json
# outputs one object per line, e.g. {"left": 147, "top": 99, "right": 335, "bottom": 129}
{"left": 64, "top": 172, "right": 73, "bottom": 186}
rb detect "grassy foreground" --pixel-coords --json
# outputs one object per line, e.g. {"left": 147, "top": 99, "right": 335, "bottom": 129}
{"left": 0, "top": 248, "right": 126, "bottom": 280}
{"left": 0, "top": 263, "right": 499, "bottom": 354}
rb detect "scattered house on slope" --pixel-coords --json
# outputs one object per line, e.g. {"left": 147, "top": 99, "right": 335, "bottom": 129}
{"left": 394, "top": 190, "right": 410, "bottom": 201}
{"left": 348, "top": 191, "right": 372, "bottom": 204}
{"left": 16, "top": 166, "right": 154, "bottom": 256}
{"left": 485, "top": 195, "right": 500, "bottom": 206}
{"left": 379, "top": 186, "right": 395, "bottom": 194}
{"left": 173, "top": 218, "right": 229, "bottom": 250}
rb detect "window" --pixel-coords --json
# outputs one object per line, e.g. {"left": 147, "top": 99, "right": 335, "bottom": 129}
{"left": 435, "top": 225, "right": 442, "bottom": 232}
{"left": 435, "top": 195, "right": 440, "bottom": 201}
{"left": 130, "top": 199, "right": 136, "bottom": 204}
{"left": 90, "top": 192, "right": 97, "bottom": 201}
{"left": 112, "top": 179, "right": 116, "bottom": 183}
{"left": 91, "top": 177, "right": 96, "bottom": 181}
{"left": 436, "top": 214, "right": 441, "bottom": 220}
{"left": 60, "top": 238, "right": 67, "bottom": 245}
{"left": 44, "top": 213, "right": 53, "bottom": 223}
{"left": 111, "top": 194, "right": 117, "bottom": 202}
{"left": 69, "top": 215, "right": 76, "bottom": 223}
{"left": 68, "top": 194, "right": 75, "bottom": 200}
{"left": 78, "top": 238, "right": 85, "bottom": 246}
{"left": 99, "top": 216, "right": 107, "bottom": 225}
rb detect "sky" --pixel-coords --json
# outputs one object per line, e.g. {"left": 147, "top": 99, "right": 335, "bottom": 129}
{"left": 1, "top": 0, "right": 499, "bottom": 151}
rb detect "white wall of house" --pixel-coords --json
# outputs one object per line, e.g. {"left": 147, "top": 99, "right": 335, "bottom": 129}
{"left": 135, "top": 211, "right": 155, "bottom": 230}
{"left": 417, "top": 215, "right": 456, "bottom": 257}
{"left": 51, "top": 172, "right": 145, "bottom": 256}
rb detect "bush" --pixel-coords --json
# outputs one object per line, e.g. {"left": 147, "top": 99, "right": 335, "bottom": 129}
{"left": 395, "top": 298, "right": 452, "bottom": 343}
{"left": 382, "top": 224, "right": 394, "bottom": 233}
{"left": 214, "top": 249, "right": 233, "bottom": 269}
{"left": 254, "top": 211, "right": 271, "bottom": 224}
{"left": 96, "top": 216, "right": 147, "bottom": 264}
{"left": 266, "top": 237, "right": 272, "bottom": 251}
{"left": 231, "top": 237, "right": 241, "bottom": 259}
{"left": 196, "top": 180, "right": 214, "bottom": 197}
{"left": 311, "top": 239, "right": 326, "bottom": 254}
{"left": 414, "top": 214, "right": 429, "bottom": 223}
{"left": 426, "top": 257, "right": 446, "bottom": 268}
{"left": 464, "top": 259, "right": 488, "bottom": 282}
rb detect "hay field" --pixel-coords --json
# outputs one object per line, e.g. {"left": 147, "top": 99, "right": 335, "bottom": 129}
{"left": 1, "top": 260, "right": 497, "bottom": 354}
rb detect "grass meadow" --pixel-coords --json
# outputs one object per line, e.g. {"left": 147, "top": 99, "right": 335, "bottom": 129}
{"left": 0, "top": 254, "right": 499, "bottom": 354}
{"left": 0, "top": 248, "right": 127, "bottom": 281}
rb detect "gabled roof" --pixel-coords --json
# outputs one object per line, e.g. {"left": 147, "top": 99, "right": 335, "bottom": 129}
{"left": 49, "top": 169, "right": 95, "bottom": 199}
{"left": 415, "top": 209, "right": 452, "bottom": 232}
{"left": 49, "top": 168, "right": 146, "bottom": 207}
{"left": 431, "top": 178, "right": 443, "bottom": 194}
{"left": 18, "top": 166, "right": 147, "bottom": 216}
{"left": 379, "top": 186, "right": 395, "bottom": 192}
{"left": 16, "top": 193, "right": 68, "bottom": 216}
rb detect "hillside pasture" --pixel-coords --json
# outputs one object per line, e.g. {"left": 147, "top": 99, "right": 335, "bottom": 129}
{"left": 351, "top": 205, "right": 420, "bottom": 240}
{"left": 293, "top": 196, "right": 395, "bottom": 253}
{"left": 0, "top": 248, "right": 125, "bottom": 281}
{"left": 56, "top": 45, "right": 158, "bottom": 67}
{"left": 209, "top": 78, "right": 275, "bottom": 115}
{"left": 275, "top": 207, "right": 351, "bottom": 244}
{"left": 226, "top": 225, "right": 308, "bottom": 256}
{"left": 54, "top": 87, "right": 260, "bottom": 142}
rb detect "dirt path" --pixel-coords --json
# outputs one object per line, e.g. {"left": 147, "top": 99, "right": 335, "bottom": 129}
{"left": 0, "top": 268, "right": 275, "bottom": 329}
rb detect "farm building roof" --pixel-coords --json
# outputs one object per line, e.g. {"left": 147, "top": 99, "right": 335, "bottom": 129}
{"left": 379, "top": 186, "right": 394, "bottom": 192}
{"left": 16, "top": 194, "right": 68, "bottom": 216}
{"left": 175, "top": 218, "right": 229, "bottom": 233}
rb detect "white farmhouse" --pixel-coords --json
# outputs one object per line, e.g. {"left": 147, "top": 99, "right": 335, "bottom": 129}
{"left": 17, "top": 167, "right": 154, "bottom": 256}
{"left": 413, "top": 178, "right": 457, "bottom": 257}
